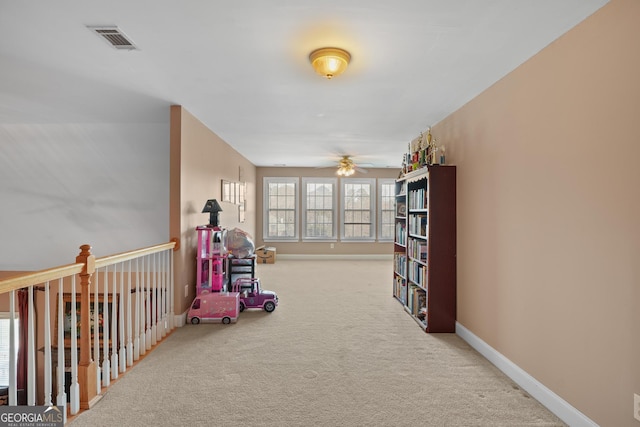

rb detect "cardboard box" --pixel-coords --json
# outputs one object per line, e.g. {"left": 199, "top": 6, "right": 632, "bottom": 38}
{"left": 256, "top": 246, "right": 276, "bottom": 264}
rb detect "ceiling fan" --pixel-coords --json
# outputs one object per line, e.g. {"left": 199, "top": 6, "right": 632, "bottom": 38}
{"left": 335, "top": 155, "right": 368, "bottom": 176}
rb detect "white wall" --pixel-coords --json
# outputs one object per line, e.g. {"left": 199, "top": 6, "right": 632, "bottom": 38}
{"left": 0, "top": 122, "right": 170, "bottom": 270}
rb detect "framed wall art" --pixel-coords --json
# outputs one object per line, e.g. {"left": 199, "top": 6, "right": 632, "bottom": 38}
{"left": 222, "top": 180, "right": 232, "bottom": 203}
{"left": 55, "top": 293, "right": 118, "bottom": 348}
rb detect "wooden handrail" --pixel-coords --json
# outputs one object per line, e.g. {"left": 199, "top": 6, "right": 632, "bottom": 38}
{"left": 0, "top": 263, "right": 84, "bottom": 294}
{"left": 0, "top": 238, "right": 179, "bottom": 294}
{"left": 94, "top": 241, "right": 177, "bottom": 269}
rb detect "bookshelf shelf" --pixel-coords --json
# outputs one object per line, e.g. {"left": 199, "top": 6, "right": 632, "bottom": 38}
{"left": 393, "top": 165, "right": 456, "bottom": 333}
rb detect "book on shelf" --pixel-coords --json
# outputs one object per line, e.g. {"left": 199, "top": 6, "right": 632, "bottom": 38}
{"left": 421, "top": 216, "right": 427, "bottom": 236}
{"left": 408, "top": 214, "right": 428, "bottom": 237}
{"left": 394, "top": 252, "right": 407, "bottom": 277}
{"left": 408, "top": 188, "right": 428, "bottom": 210}
{"left": 395, "top": 222, "right": 407, "bottom": 245}
{"left": 408, "top": 259, "right": 427, "bottom": 287}
{"left": 394, "top": 276, "right": 407, "bottom": 304}
{"left": 407, "top": 239, "right": 428, "bottom": 262}
{"left": 408, "top": 284, "right": 427, "bottom": 318}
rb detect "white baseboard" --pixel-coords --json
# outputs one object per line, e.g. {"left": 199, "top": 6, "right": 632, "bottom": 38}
{"left": 456, "top": 322, "right": 598, "bottom": 427}
{"left": 277, "top": 254, "right": 393, "bottom": 261}
{"left": 174, "top": 310, "right": 187, "bottom": 327}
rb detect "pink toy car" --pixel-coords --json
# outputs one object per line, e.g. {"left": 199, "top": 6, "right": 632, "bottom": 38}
{"left": 231, "top": 277, "right": 278, "bottom": 313}
{"left": 188, "top": 291, "right": 239, "bottom": 324}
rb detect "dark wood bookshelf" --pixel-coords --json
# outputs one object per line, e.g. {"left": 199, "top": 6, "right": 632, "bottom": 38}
{"left": 393, "top": 165, "right": 456, "bottom": 333}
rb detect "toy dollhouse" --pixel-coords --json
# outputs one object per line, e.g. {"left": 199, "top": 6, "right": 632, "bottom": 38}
{"left": 196, "top": 199, "right": 227, "bottom": 295}
{"left": 195, "top": 225, "right": 227, "bottom": 295}
{"left": 194, "top": 198, "right": 257, "bottom": 296}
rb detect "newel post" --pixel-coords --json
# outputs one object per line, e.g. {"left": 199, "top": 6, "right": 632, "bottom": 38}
{"left": 76, "top": 244, "right": 99, "bottom": 409}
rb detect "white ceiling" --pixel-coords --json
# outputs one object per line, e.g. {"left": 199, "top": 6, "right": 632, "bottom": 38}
{"left": 0, "top": 1, "right": 608, "bottom": 169}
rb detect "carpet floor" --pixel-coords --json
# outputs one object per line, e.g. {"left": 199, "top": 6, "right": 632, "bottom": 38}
{"left": 69, "top": 259, "right": 566, "bottom": 426}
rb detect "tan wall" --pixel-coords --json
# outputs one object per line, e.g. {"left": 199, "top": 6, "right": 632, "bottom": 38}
{"left": 433, "top": 0, "right": 639, "bottom": 425}
{"left": 170, "top": 106, "right": 257, "bottom": 315}
{"left": 255, "top": 166, "right": 399, "bottom": 255}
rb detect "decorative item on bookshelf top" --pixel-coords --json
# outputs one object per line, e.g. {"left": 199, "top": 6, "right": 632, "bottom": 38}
{"left": 401, "top": 126, "right": 446, "bottom": 176}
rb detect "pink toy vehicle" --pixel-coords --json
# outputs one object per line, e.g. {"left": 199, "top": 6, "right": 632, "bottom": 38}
{"left": 188, "top": 291, "right": 239, "bottom": 324}
{"left": 231, "top": 277, "right": 278, "bottom": 313}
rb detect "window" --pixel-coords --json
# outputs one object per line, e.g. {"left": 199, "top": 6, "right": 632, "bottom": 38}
{"left": 302, "top": 178, "right": 337, "bottom": 240}
{"left": 378, "top": 179, "right": 395, "bottom": 241}
{"left": 0, "top": 313, "right": 19, "bottom": 387}
{"left": 263, "top": 177, "right": 299, "bottom": 241}
{"left": 341, "top": 178, "right": 376, "bottom": 241}
{"left": 262, "top": 176, "right": 396, "bottom": 243}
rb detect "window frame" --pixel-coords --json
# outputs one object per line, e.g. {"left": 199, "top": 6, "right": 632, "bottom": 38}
{"left": 262, "top": 177, "right": 299, "bottom": 242}
{"left": 0, "top": 312, "right": 19, "bottom": 387}
{"left": 377, "top": 178, "right": 396, "bottom": 242}
{"left": 340, "top": 177, "right": 376, "bottom": 242}
{"left": 302, "top": 177, "right": 338, "bottom": 241}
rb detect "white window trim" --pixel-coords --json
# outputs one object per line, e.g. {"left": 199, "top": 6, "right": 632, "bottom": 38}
{"left": 378, "top": 178, "right": 395, "bottom": 242}
{"left": 302, "top": 177, "right": 337, "bottom": 241}
{"left": 263, "top": 177, "right": 299, "bottom": 242}
{"left": 0, "top": 312, "right": 19, "bottom": 387}
{"left": 340, "top": 177, "right": 376, "bottom": 242}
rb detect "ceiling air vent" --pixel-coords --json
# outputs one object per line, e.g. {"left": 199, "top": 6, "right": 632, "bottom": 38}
{"left": 87, "top": 26, "right": 137, "bottom": 50}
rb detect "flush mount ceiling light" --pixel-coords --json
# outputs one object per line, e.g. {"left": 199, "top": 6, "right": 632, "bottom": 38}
{"left": 309, "top": 47, "right": 351, "bottom": 79}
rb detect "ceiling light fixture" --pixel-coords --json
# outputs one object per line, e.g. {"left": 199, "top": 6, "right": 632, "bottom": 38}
{"left": 337, "top": 165, "right": 355, "bottom": 176}
{"left": 309, "top": 47, "right": 351, "bottom": 79}
{"left": 336, "top": 156, "right": 356, "bottom": 176}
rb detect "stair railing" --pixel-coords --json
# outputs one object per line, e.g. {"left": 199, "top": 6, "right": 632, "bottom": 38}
{"left": 0, "top": 239, "right": 178, "bottom": 422}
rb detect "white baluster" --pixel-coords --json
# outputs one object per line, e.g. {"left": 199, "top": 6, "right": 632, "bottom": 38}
{"left": 56, "top": 280, "right": 67, "bottom": 424}
{"left": 111, "top": 263, "right": 118, "bottom": 379}
{"left": 8, "top": 290, "right": 16, "bottom": 406}
{"left": 43, "top": 282, "right": 52, "bottom": 406}
{"left": 151, "top": 253, "right": 157, "bottom": 346}
{"left": 145, "top": 255, "right": 152, "bottom": 350}
{"left": 119, "top": 262, "right": 126, "bottom": 373}
{"left": 69, "top": 278, "right": 79, "bottom": 414}
{"left": 157, "top": 251, "right": 164, "bottom": 341}
{"left": 169, "top": 249, "right": 175, "bottom": 330}
{"left": 127, "top": 259, "right": 133, "bottom": 367}
{"left": 162, "top": 250, "right": 168, "bottom": 336}
{"left": 94, "top": 269, "right": 101, "bottom": 396}
{"left": 140, "top": 255, "right": 147, "bottom": 355}
{"left": 28, "top": 286, "right": 36, "bottom": 406}
{"left": 158, "top": 251, "right": 165, "bottom": 339}
{"left": 133, "top": 258, "right": 140, "bottom": 361}
{"left": 102, "top": 265, "right": 111, "bottom": 388}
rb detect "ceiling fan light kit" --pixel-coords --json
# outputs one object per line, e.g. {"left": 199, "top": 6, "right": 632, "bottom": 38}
{"left": 337, "top": 165, "right": 355, "bottom": 176}
{"left": 309, "top": 47, "right": 351, "bottom": 79}
{"left": 336, "top": 155, "right": 356, "bottom": 176}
